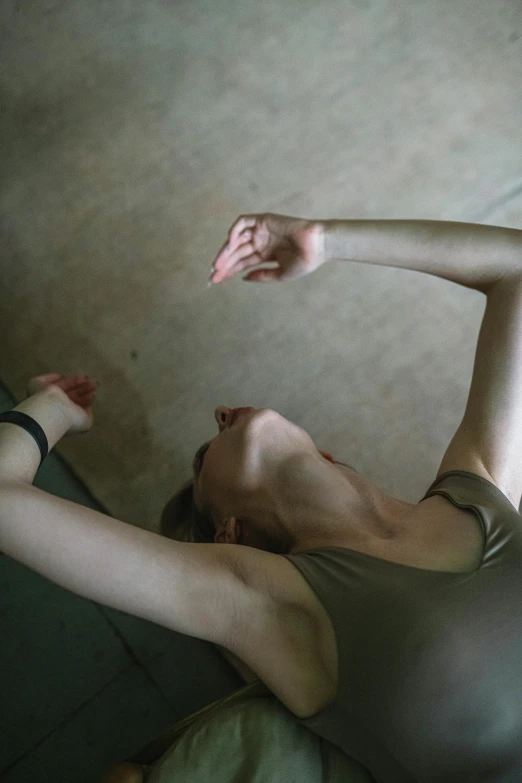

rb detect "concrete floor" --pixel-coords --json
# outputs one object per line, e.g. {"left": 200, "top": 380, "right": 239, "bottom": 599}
{"left": 0, "top": 380, "right": 242, "bottom": 783}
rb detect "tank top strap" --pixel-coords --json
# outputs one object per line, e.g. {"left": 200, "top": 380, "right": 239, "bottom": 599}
{"left": 421, "top": 470, "right": 521, "bottom": 565}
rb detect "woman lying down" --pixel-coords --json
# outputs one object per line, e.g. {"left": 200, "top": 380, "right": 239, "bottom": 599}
{"left": 3, "top": 213, "right": 522, "bottom": 783}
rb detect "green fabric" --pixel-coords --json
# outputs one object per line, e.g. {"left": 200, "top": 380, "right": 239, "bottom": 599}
{"left": 143, "top": 680, "right": 373, "bottom": 782}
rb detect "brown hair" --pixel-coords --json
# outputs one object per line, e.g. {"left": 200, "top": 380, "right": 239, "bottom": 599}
{"left": 159, "top": 478, "right": 216, "bottom": 544}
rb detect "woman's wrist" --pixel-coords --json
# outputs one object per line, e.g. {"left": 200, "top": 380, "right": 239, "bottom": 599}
{"left": 320, "top": 219, "right": 351, "bottom": 265}
{"left": 36, "top": 386, "right": 77, "bottom": 427}
{"left": 22, "top": 388, "right": 75, "bottom": 433}
{"left": 0, "top": 390, "right": 74, "bottom": 484}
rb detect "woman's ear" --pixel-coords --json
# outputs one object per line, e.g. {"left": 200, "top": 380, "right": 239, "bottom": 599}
{"left": 215, "top": 517, "right": 242, "bottom": 544}
{"left": 225, "top": 517, "right": 242, "bottom": 544}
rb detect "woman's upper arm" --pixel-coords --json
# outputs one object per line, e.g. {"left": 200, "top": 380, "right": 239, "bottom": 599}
{"left": 0, "top": 482, "right": 259, "bottom": 648}
{"left": 436, "top": 275, "right": 522, "bottom": 511}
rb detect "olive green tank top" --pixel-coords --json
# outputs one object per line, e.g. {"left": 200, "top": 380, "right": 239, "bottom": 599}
{"left": 283, "top": 470, "right": 522, "bottom": 782}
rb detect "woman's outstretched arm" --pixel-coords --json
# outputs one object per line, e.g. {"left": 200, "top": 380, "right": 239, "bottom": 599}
{"left": 0, "top": 385, "right": 181, "bottom": 620}
{"left": 321, "top": 218, "right": 522, "bottom": 508}
{"left": 0, "top": 381, "right": 255, "bottom": 648}
{"left": 323, "top": 219, "right": 522, "bottom": 294}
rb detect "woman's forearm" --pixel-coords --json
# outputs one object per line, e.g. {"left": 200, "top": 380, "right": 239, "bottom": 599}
{"left": 322, "top": 220, "right": 522, "bottom": 294}
{"left": 0, "top": 390, "right": 72, "bottom": 484}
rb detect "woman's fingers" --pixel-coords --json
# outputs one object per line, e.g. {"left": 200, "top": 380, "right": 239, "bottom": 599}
{"left": 70, "top": 385, "right": 96, "bottom": 407}
{"left": 211, "top": 240, "right": 229, "bottom": 269}
{"left": 60, "top": 375, "right": 87, "bottom": 391}
{"left": 228, "top": 251, "right": 279, "bottom": 280}
{"left": 210, "top": 233, "right": 249, "bottom": 280}
{"left": 35, "top": 373, "right": 63, "bottom": 384}
{"left": 75, "top": 383, "right": 97, "bottom": 396}
{"left": 27, "top": 374, "right": 99, "bottom": 405}
{"left": 60, "top": 377, "right": 98, "bottom": 397}
{"left": 210, "top": 214, "right": 278, "bottom": 284}
{"left": 228, "top": 216, "right": 257, "bottom": 247}
{"left": 243, "top": 267, "right": 283, "bottom": 282}
{"left": 211, "top": 238, "right": 261, "bottom": 283}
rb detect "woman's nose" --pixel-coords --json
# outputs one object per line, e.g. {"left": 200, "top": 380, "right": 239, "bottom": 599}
{"left": 215, "top": 406, "right": 230, "bottom": 432}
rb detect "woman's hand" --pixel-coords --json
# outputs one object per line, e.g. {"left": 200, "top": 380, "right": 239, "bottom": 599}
{"left": 26, "top": 373, "right": 99, "bottom": 434}
{"left": 208, "top": 213, "right": 326, "bottom": 284}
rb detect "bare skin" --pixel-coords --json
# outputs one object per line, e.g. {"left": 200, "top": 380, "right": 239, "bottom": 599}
{"left": 102, "top": 211, "right": 519, "bottom": 776}
{"left": 190, "top": 213, "right": 487, "bottom": 709}
{"left": 192, "top": 405, "right": 484, "bottom": 710}
{"left": 193, "top": 405, "right": 420, "bottom": 556}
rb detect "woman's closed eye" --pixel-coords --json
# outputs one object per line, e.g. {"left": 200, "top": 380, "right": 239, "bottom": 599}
{"left": 193, "top": 442, "right": 211, "bottom": 476}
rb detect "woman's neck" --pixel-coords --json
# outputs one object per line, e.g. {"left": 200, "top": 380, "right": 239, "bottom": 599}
{"left": 268, "top": 454, "right": 416, "bottom": 554}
